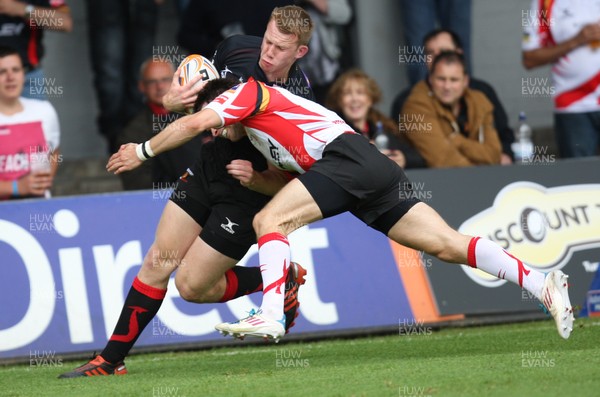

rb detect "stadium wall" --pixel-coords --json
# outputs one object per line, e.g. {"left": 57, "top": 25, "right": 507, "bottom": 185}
{"left": 1, "top": 158, "right": 598, "bottom": 363}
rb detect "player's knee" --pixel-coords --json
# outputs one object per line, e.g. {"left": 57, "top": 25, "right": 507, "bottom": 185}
{"left": 252, "top": 209, "right": 272, "bottom": 235}
{"left": 253, "top": 208, "right": 287, "bottom": 236}
{"left": 175, "top": 277, "right": 210, "bottom": 303}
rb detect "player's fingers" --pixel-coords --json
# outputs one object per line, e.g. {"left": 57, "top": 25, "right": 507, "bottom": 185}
{"left": 106, "top": 156, "right": 116, "bottom": 170}
{"left": 174, "top": 65, "right": 183, "bottom": 84}
{"left": 189, "top": 72, "right": 204, "bottom": 84}
{"left": 115, "top": 163, "right": 130, "bottom": 174}
{"left": 190, "top": 78, "right": 207, "bottom": 95}
{"left": 107, "top": 152, "right": 120, "bottom": 165}
{"left": 226, "top": 165, "right": 250, "bottom": 176}
{"left": 226, "top": 167, "right": 250, "bottom": 180}
{"left": 226, "top": 167, "right": 242, "bottom": 177}
{"left": 182, "top": 95, "right": 197, "bottom": 107}
{"left": 107, "top": 158, "right": 121, "bottom": 173}
{"left": 228, "top": 159, "right": 252, "bottom": 169}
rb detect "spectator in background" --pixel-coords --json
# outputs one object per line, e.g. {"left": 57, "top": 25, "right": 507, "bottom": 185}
{"left": 85, "top": 0, "right": 162, "bottom": 153}
{"left": 0, "top": 46, "right": 60, "bottom": 199}
{"left": 297, "top": 0, "right": 352, "bottom": 104}
{"left": 326, "top": 68, "right": 425, "bottom": 169}
{"left": 116, "top": 58, "right": 210, "bottom": 190}
{"left": 399, "top": 0, "right": 471, "bottom": 86}
{"left": 522, "top": 0, "right": 600, "bottom": 158}
{"left": 391, "top": 28, "right": 515, "bottom": 164}
{"left": 0, "top": 0, "right": 72, "bottom": 100}
{"left": 401, "top": 51, "right": 501, "bottom": 168}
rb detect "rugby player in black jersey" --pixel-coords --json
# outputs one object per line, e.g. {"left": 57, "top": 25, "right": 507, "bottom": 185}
{"left": 58, "top": 5, "right": 314, "bottom": 378}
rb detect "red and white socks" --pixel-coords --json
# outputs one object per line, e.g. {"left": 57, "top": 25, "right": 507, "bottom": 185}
{"left": 257, "top": 232, "right": 291, "bottom": 321}
{"left": 467, "top": 237, "right": 545, "bottom": 299}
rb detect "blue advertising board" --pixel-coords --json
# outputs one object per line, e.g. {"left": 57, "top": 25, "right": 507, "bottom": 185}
{"left": 0, "top": 191, "right": 414, "bottom": 361}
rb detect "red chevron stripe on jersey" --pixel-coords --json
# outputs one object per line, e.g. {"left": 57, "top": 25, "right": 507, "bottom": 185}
{"left": 522, "top": 0, "right": 600, "bottom": 112}
{"left": 555, "top": 69, "right": 600, "bottom": 109}
{"left": 206, "top": 78, "right": 356, "bottom": 173}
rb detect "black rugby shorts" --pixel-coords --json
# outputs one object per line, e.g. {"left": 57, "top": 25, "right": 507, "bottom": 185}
{"left": 169, "top": 165, "right": 266, "bottom": 260}
{"left": 297, "top": 133, "right": 420, "bottom": 235}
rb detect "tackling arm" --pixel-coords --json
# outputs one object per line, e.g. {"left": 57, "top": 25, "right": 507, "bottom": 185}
{"left": 106, "top": 108, "right": 222, "bottom": 174}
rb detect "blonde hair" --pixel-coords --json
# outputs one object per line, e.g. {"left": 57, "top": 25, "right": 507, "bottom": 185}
{"left": 326, "top": 68, "right": 398, "bottom": 133}
{"left": 270, "top": 5, "right": 313, "bottom": 46}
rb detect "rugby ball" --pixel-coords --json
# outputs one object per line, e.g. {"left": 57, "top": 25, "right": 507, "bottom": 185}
{"left": 178, "top": 54, "right": 219, "bottom": 88}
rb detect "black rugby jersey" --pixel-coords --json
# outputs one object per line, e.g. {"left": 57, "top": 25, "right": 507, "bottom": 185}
{"left": 197, "top": 34, "right": 314, "bottom": 203}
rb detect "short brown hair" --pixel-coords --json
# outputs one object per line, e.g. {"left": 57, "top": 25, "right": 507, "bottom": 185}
{"left": 193, "top": 76, "right": 240, "bottom": 113}
{"left": 270, "top": 5, "right": 313, "bottom": 46}
{"left": 430, "top": 50, "right": 468, "bottom": 75}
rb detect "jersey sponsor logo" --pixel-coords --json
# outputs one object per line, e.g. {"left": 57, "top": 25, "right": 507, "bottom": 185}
{"left": 268, "top": 139, "right": 283, "bottom": 167}
{"left": 220, "top": 217, "right": 239, "bottom": 234}
{"left": 0, "top": 23, "right": 25, "bottom": 37}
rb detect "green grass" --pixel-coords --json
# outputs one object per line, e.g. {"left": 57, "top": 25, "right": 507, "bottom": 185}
{"left": 2, "top": 318, "right": 599, "bottom": 397}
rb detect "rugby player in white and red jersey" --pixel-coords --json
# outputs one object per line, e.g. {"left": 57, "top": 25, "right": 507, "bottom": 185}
{"left": 108, "top": 76, "right": 576, "bottom": 343}
{"left": 522, "top": 0, "right": 600, "bottom": 157}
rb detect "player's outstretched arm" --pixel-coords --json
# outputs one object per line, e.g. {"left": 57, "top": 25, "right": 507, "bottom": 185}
{"left": 106, "top": 108, "right": 222, "bottom": 174}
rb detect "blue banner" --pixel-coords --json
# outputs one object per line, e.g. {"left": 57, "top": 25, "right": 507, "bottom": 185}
{"left": 580, "top": 261, "right": 600, "bottom": 317}
{"left": 0, "top": 192, "right": 413, "bottom": 361}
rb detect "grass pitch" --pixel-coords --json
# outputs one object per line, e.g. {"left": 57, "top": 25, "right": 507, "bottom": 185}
{"left": 2, "top": 317, "right": 599, "bottom": 397}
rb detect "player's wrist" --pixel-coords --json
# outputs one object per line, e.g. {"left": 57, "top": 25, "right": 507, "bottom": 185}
{"left": 136, "top": 141, "right": 155, "bottom": 161}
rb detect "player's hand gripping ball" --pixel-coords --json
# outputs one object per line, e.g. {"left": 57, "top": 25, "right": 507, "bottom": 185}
{"left": 178, "top": 54, "right": 219, "bottom": 114}
{"left": 178, "top": 54, "right": 219, "bottom": 87}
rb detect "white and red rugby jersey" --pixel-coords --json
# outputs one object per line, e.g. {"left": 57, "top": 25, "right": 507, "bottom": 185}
{"left": 522, "top": 0, "right": 600, "bottom": 112}
{"left": 205, "top": 78, "right": 356, "bottom": 173}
